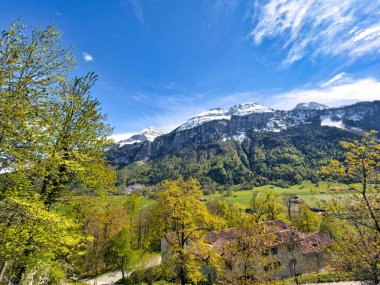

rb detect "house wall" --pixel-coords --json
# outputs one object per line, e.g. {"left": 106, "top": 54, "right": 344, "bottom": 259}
{"left": 270, "top": 244, "right": 326, "bottom": 280}
{"left": 303, "top": 252, "right": 325, "bottom": 274}
{"left": 161, "top": 236, "right": 328, "bottom": 282}
{"left": 271, "top": 242, "right": 304, "bottom": 279}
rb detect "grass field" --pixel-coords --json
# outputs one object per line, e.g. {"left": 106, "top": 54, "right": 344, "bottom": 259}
{"left": 203, "top": 181, "right": 349, "bottom": 207}
{"left": 109, "top": 181, "right": 350, "bottom": 208}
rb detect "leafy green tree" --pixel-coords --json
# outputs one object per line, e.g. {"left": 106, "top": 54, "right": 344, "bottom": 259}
{"left": 0, "top": 173, "right": 84, "bottom": 284}
{"left": 0, "top": 22, "right": 116, "bottom": 283}
{"left": 250, "top": 191, "right": 288, "bottom": 222}
{"left": 320, "top": 131, "right": 380, "bottom": 284}
{"left": 293, "top": 202, "right": 321, "bottom": 232}
{"left": 0, "top": 22, "right": 75, "bottom": 172}
{"left": 153, "top": 177, "right": 224, "bottom": 285}
{"left": 206, "top": 197, "right": 241, "bottom": 227}
{"left": 106, "top": 227, "right": 138, "bottom": 281}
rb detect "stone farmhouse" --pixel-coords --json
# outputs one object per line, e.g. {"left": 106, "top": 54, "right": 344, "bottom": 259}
{"left": 208, "top": 220, "right": 331, "bottom": 280}
{"left": 161, "top": 220, "right": 331, "bottom": 283}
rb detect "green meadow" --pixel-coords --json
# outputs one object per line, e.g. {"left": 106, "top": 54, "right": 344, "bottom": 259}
{"left": 110, "top": 180, "right": 350, "bottom": 208}
{"left": 203, "top": 181, "right": 349, "bottom": 207}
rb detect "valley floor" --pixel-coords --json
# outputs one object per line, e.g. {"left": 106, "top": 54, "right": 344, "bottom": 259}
{"left": 110, "top": 180, "right": 352, "bottom": 208}
{"left": 203, "top": 180, "right": 350, "bottom": 207}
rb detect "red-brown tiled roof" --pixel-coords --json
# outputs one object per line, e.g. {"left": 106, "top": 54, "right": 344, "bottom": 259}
{"left": 300, "top": 231, "right": 332, "bottom": 255}
{"left": 275, "top": 229, "right": 303, "bottom": 245}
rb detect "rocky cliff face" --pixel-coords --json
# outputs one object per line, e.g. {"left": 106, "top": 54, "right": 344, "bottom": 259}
{"left": 108, "top": 101, "right": 380, "bottom": 167}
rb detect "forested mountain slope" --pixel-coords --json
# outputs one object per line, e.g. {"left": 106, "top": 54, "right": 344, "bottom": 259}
{"left": 108, "top": 101, "right": 380, "bottom": 187}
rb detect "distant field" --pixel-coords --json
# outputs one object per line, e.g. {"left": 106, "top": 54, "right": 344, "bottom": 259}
{"left": 109, "top": 181, "right": 350, "bottom": 208}
{"left": 203, "top": 181, "right": 350, "bottom": 207}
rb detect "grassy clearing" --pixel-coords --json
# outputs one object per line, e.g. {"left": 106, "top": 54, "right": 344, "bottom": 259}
{"left": 203, "top": 181, "right": 350, "bottom": 207}
{"left": 109, "top": 181, "right": 351, "bottom": 208}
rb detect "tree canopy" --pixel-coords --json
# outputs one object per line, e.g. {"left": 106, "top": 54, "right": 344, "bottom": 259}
{"left": 153, "top": 177, "right": 224, "bottom": 285}
{"left": 0, "top": 22, "right": 116, "bottom": 283}
{"left": 320, "top": 131, "right": 380, "bottom": 284}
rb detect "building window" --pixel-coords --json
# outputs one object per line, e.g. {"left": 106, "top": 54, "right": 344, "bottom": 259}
{"left": 271, "top": 247, "right": 278, "bottom": 255}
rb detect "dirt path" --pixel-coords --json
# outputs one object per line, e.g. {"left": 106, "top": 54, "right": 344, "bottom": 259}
{"left": 80, "top": 255, "right": 162, "bottom": 285}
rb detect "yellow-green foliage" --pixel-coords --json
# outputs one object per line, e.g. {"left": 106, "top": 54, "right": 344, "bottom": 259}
{"left": 293, "top": 202, "right": 321, "bottom": 232}
{"left": 0, "top": 22, "right": 117, "bottom": 283}
{"left": 153, "top": 177, "right": 224, "bottom": 285}
{"left": 250, "top": 190, "right": 288, "bottom": 222}
{"left": 219, "top": 214, "right": 280, "bottom": 285}
{"left": 320, "top": 131, "right": 380, "bottom": 284}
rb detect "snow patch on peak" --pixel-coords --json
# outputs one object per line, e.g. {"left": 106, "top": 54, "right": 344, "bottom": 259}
{"left": 228, "top": 103, "right": 273, "bottom": 116}
{"left": 178, "top": 102, "right": 273, "bottom": 131}
{"left": 140, "top": 127, "right": 164, "bottom": 141}
{"left": 232, "top": 132, "right": 247, "bottom": 143}
{"left": 320, "top": 116, "right": 345, "bottom": 129}
{"left": 118, "top": 127, "right": 164, "bottom": 146}
{"left": 265, "top": 117, "right": 288, "bottom": 132}
{"left": 178, "top": 109, "right": 231, "bottom": 131}
{"left": 294, "top": 102, "right": 328, "bottom": 110}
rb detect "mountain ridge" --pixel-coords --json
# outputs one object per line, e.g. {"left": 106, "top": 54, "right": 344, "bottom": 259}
{"left": 111, "top": 100, "right": 380, "bottom": 164}
{"left": 108, "top": 100, "right": 380, "bottom": 187}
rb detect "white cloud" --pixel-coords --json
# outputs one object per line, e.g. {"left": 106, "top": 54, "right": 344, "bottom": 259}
{"left": 82, "top": 52, "right": 94, "bottom": 62}
{"left": 129, "top": 0, "right": 144, "bottom": 24}
{"left": 113, "top": 90, "right": 264, "bottom": 134}
{"left": 120, "top": 0, "right": 145, "bottom": 24}
{"left": 108, "top": 74, "right": 380, "bottom": 136}
{"left": 271, "top": 74, "right": 380, "bottom": 109}
{"left": 110, "top": 132, "right": 137, "bottom": 142}
{"left": 251, "top": 0, "right": 380, "bottom": 65}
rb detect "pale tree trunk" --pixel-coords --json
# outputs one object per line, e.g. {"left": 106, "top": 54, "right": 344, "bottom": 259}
{"left": 0, "top": 261, "right": 8, "bottom": 281}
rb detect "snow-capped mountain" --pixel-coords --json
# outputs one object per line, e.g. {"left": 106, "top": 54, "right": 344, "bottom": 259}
{"left": 118, "top": 127, "right": 164, "bottom": 146}
{"left": 178, "top": 103, "right": 273, "bottom": 131}
{"left": 294, "top": 102, "right": 328, "bottom": 110}
{"left": 108, "top": 101, "right": 380, "bottom": 167}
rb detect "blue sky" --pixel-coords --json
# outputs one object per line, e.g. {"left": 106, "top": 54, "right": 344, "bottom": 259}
{"left": 2, "top": 0, "right": 380, "bottom": 139}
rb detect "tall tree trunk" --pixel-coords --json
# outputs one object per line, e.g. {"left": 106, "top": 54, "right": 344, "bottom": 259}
{"left": 121, "top": 257, "right": 125, "bottom": 281}
{"left": 0, "top": 261, "right": 8, "bottom": 281}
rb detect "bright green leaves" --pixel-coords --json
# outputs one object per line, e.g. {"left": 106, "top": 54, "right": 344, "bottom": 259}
{"left": 320, "top": 131, "right": 380, "bottom": 284}
{"left": 0, "top": 21, "right": 116, "bottom": 283}
{"left": 153, "top": 177, "right": 224, "bottom": 284}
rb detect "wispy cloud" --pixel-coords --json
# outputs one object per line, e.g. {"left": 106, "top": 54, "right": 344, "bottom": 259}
{"left": 82, "top": 52, "right": 94, "bottom": 62}
{"left": 114, "top": 90, "right": 265, "bottom": 134}
{"left": 251, "top": 0, "right": 380, "bottom": 65}
{"left": 110, "top": 132, "right": 137, "bottom": 142}
{"left": 271, "top": 73, "right": 380, "bottom": 109}
{"left": 120, "top": 0, "right": 145, "bottom": 24}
